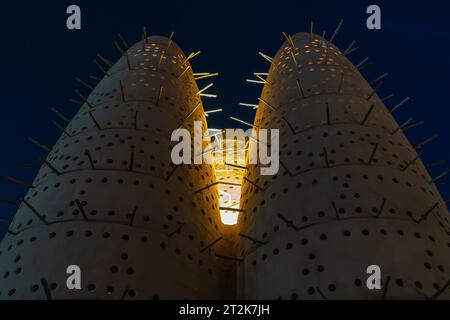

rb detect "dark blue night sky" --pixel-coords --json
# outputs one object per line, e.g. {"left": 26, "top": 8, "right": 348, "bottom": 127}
{"left": 0, "top": 0, "right": 449, "bottom": 235}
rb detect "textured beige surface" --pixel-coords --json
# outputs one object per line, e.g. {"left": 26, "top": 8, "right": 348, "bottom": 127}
{"left": 0, "top": 31, "right": 448, "bottom": 300}
{"left": 0, "top": 36, "right": 233, "bottom": 299}
{"left": 237, "top": 32, "right": 450, "bottom": 299}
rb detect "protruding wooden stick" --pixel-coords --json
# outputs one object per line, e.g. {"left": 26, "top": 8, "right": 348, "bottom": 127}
{"left": 390, "top": 97, "right": 410, "bottom": 113}
{"left": 96, "top": 54, "right": 113, "bottom": 67}
{"left": 204, "top": 108, "right": 223, "bottom": 117}
{"left": 376, "top": 198, "right": 387, "bottom": 217}
{"left": 258, "top": 97, "right": 276, "bottom": 111}
{"left": 143, "top": 26, "right": 148, "bottom": 43}
{"left": 214, "top": 253, "right": 243, "bottom": 262}
{"left": 7, "top": 176, "right": 33, "bottom": 189}
{"left": 75, "top": 77, "right": 94, "bottom": 90}
{"left": 52, "top": 120, "right": 72, "bottom": 137}
{"left": 230, "top": 116, "right": 255, "bottom": 128}
{"left": 16, "top": 163, "right": 37, "bottom": 170}
{"left": 84, "top": 149, "right": 95, "bottom": 169}
{"left": 238, "top": 233, "right": 266, "bottom": 245}
{"left": 255, "top": 74, "right": 270, "bottom": 84}
{"left": 246, "top": 79, "right": 265, "bottom": 84}
{"left": 6, "top": 229, "right": 17, "bottom": 236}
{"left": 295, "top": 78, "right": 305, "bottom": 98}
{"left": 381, "top": 93, "right": 395, "bottom": 102}
{"left": 184, "top": 51, "right": 201, "bottom": 63}
{"left": 323, "top": 147, "right": 330, "bottom": 167}
{"left": 118, "top": 34, "right": 129, "bottom": 48}
{"left": 331, "top": 201, "right": 341, "bottom": 220}
{"left": 329, "top": 19, "right": 343, "bottom": 44}
{"left": 39, "top": 157, "right": 61, "bottom": 175}
{"left": 88, "top": 111, "right": 101, "bottom": 129}
{"left": 356, "top": 57, "right": 369, "bottom": 69}
{"left": 277, "top": 213, "right": 300, "bottom": 230}
{"left": 28, "top": 137, "right": 50, "bottom": 152}
{"left": 290, "top": 51, "right": 299, "bottom": 68}
{"left": 239, "top": 102, "right": 258, "bottom": 109}
{"left": 124, "top": 52, "right": 131, "bottom": 70}
{"left": 194, "top": 72, "right": 219, "bottom": 80}
{"left": 156, "top": 86, "right": 163, "bottom": 106}
{"left": 182, "top": 102, "right": 201, "bottom": 121}
{"left": 94, "top": 60, "right": 110, "bottom": 77}
{"left": 326, "top": 102, "right": 331, "bottom": 125}
{"left": 358, "top": 62, "right": 372, "bottom": 71}
{"left": 343, "top": 40, "right": 356, "bottom": 55}
{"left": 391, "top": 118, "right": 413, "bottom": 134}
{"left": 282, "top": 32, "right": 296, "bottom": 48}
{"left": 219, "top": 207, "right": 244, "bottom": 212}
{"left": 69, "top": 99, "right": 83, "bottom": 106}
{"left": 258, "top": 52, "right": 273, "bottom": 64}
{"left": 0, "top": 199, "right": 16, "bottom": 206}
{"left": 243, "top": 177, "right": 264, "bottom": 191}
{"left": 430, "top": 280, "right": 450, "bottom": 300}
{"left": 370, "top": 73, "right": 389, "bottom": 85}
{"left": 197, "top": 83, "right": 214, "bottom": 95}
{"left": 380, "top": 276, "right": 391, "bottom": 299}
{"left": 50, "top": 107, "right": 70, "bottom": 123}
{"left": 310, "top": 21, "right": 314, "bottom": 40}
{"left": 119, "top": 287, "right": 130, "bottom": 300}
{"left": 119, "top": 80, "right": 125, "bottom": 102}
{"left": 224, "top": 162, "right": 248, "bottom": 170}
{"left": 430, "top": 169, "right": 450, "bottom": 184}
{"left": 177, "top": 65, "right": 191, "bottom": 79}
{"left": 360, "top": 104, "right": 375, "bottom": 125}
{"left": 367, "top": 143, "right": 379, "bottom": 165}
{"left": 200, "top": 236, "right": 223, "bottom": 253}
{"left": 89, "top": 75, "right": 102, "bottom": 81}
{"left": 344, "top": 46, "right": 359, "bottom": 56}
{"left": 416, "top": 134, "right": 438, "bottom": 149}
{"left": 75, "top": 89, "right": 93, "bottom": 108}
{"left": 113, "top": 40, "right": 124, "bottom": 55}
{"left": 156, "top": 52, "right": 165, "bottom": 71}
{"left": 401, "top": 153, "right": 422, "bottom": 172}
{"left": 22, "top": 198, "right": 46, "bottom": 223}
{"left": 75, "top": 199, "right": 89, "bottom": 221}
{"left": 129, "top": 206, "right": 138, "bottom": 226}
{"left": 403, "top": 120, "right": 424, "bottom": 132}
{"left": 40, "top": 278, "right": 52, "bottom": 300}
{"left": 366, "top": 81, "right": 383, "bottom": 101}
{"left": 166, "top": 31, "right": 175, "bottom": 51}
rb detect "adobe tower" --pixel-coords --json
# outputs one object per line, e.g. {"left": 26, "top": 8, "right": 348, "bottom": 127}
{"left": 237, "top": 32, "right": 450, "bottom": 299}
{"left": 0, "top": 35, "right": 233, "bottom": 299}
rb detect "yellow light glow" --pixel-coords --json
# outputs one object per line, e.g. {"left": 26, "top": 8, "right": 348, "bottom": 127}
{"left": 210, "top": 131, "right": 247, "bottom": 226}
{"left": 219, "top": 191, "right": 239, "bottom": 225}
